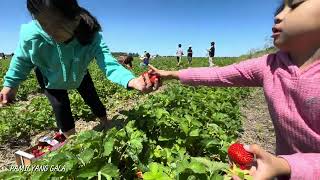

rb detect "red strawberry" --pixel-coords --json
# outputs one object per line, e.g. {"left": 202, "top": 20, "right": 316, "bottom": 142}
{"left": 149, "top": 75, "right": 159, "bottom": 84}
{"left": 38, "top": 151, "right": 45, "bottom": 157}
{"left": 33, "top": 150, "right": 40, "bottom": 157}
{"left": 227, "top": 143, "right": 254, "bottom": 170}
{"left": 142, "top": 72, "right": 160, "bottom": 84}
{"left": 32, "top": 149, "right": 38, "bottom": 155}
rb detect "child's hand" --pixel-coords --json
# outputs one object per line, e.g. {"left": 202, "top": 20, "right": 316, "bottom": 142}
{"left": 233, "top": 144, "right": 291, "bottom": 180}
{"left": 0, "top": 87, "right": 17, "bottom": 107}
{"left": 127, "top": 73, "right": 159, "bottom": 93}
{"left": 148, "top": 65, "right": 179, "bottom": 80}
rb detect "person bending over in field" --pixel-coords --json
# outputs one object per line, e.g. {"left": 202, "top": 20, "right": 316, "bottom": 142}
{"left": 149, "top": 0, "right": 320, "bottom": 179}
{"left": 117, "top": 55, "right": 134, "bottom": 69}
{"left": 0, "top": 0, "right": 158, "bottom": 138}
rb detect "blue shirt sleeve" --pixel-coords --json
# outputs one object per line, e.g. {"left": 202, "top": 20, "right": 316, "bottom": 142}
{"left": 3, "top": 32, "right": 34, "bottom": 88}
{"left": 92, "top": 33, "right": 135, "bottom": 88}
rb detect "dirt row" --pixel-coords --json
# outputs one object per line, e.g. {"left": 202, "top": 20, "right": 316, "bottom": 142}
{"left": 239, "top": 88, "right": 276, "bottom": 154}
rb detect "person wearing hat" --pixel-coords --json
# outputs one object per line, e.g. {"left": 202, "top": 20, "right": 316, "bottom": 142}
{"left": 187, "top": 45, "right": 193, "bottom": 65}
{"left": 208, "top": 42, "right": 215, "bottom": 67}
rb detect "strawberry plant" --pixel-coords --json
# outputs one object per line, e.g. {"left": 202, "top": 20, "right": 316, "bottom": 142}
{"left": 0, "top": 96, "right": 56, "bottom": 143}
{"left": 1, "top": 56, "right": 252, "bottom": 179}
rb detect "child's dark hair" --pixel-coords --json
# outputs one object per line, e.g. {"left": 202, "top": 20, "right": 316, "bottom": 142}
{"left": 146, "top": 53, "right": 151, "bottom": 59}
{"left": 27, "top": 0, "right": 101, "bottom": 45}
{"left": 211, "top": 42, "right": 215, "bottom": 46}
{"left": 178, "top": 44, "right": 182, "bottom": 47}
{"left": 125, "top": 55, "right": 134, "bottom": 63}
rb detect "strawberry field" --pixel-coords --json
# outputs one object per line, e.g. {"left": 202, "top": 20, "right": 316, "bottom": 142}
{"left": 0, "top": 57, "right": 251, "bottom": 179}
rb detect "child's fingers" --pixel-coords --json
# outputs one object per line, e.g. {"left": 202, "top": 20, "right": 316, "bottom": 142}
{"left": 244, "top": 144, "right": 266, "bottom": 159}
{"left": 0, "top": 94, "right": 8, "bottom": 108}
{"left": 249, "top": 166, "right": 257, "bottom": 176}
{"left": 153, "top": 78, "right": 160, "bottom": 91}
{"left": 148, "top": 65, "right": 164, "bottom": 77}
{"left": 148, "top": 64, "right": 157, "bottom": 72}
{"left": 142, "top": 73, "right": 152, "bottom": 89}
{"left": 1, "top": 94, "right": 8, "bottom": 104}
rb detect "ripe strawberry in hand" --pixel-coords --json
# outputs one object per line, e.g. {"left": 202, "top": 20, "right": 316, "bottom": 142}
{"left": 149, "top": 74, "right": 160, "bottom": 84}
{"left": 228, "top": 143, "right": 254, "bottom": 170}
{"left": 142, "top": 72, "right": 160, "bottom": 84}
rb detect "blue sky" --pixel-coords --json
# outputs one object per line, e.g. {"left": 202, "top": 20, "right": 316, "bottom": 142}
{"left": 0, "top": 0, "right": 281, "bottom": 57}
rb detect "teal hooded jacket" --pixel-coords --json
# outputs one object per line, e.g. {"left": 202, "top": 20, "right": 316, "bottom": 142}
{"left": 3, "top": 20, "right": 135, "bottom": 89}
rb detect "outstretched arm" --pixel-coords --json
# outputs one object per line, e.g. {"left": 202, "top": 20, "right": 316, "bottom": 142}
{"left": 2, "top": 32, "right": 35, "bottom": 105}
{"left": 149, "top": 55, "right": 270, "bottom": 87}
{"left": 3, "top": 39, "right": 34, "bottom": 89}
{"left": 92, "top": 33, "right": 156, "bottom": 92}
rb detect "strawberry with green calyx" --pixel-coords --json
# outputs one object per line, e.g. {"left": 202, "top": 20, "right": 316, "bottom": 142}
{"left": 228, "top": 143, "right": 254, "bottom": 170}
{"left": 224, "top": 163, "right": 253, "bottom": 180}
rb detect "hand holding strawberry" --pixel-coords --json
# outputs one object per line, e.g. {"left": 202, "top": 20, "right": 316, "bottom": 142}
{"left": 148, "top": 65, "right": 179, "bottom": 80}
{"left": 230, "top": 144, "right": 291, "bottom": 180}
{"left": 143, "top": 72, "right": 160, "bottom": 85}
{"left": 128, "top": 71, "right": 161, "bottom": 92}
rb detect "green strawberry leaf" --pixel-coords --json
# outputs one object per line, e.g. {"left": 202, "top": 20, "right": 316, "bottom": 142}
{"left": 103, "top": 137, "right": 115, "bottom": 157}
{"left": 99, "top": 164, "right": 119, "bottom": 178}
{"left": 188, "top": 160, "right": 207, "bottom": 174}
{"left": 79, "top": 149, "right": 94, "bottom": 165}
{"left": 189, "top": 128, "right": 200, "bottom": 137}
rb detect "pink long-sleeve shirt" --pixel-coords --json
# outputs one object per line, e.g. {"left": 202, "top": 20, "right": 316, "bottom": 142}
{"left": 179, "top": 51, "right": 320, "bottom": 180}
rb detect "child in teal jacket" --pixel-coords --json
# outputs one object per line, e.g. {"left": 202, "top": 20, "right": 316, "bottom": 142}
{"left": 0, "top": 0, "right": 156, "bottom": 137}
